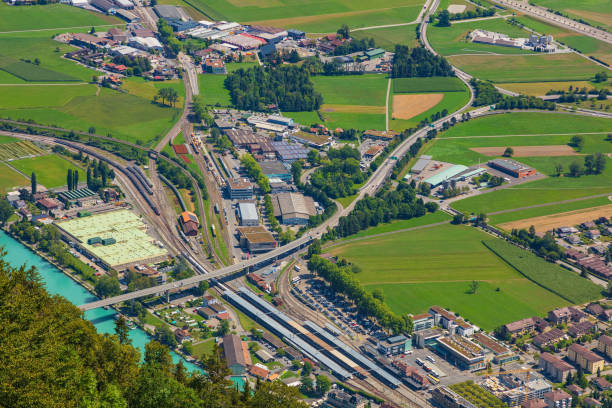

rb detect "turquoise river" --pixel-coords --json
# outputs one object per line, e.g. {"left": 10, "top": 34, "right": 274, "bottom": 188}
{"left": 0, "top": 230, "right": 202, "bottom": 372}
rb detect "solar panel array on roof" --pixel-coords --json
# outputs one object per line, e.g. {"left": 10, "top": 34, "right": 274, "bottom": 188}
{"left": 271, "top": 141, "right": 309, "bottom": 161}
{"left": 304, "top": 321, "right": 401, "bottom": 388}
{"left": 224, "top": 289, "right": 352, "bottom": 380}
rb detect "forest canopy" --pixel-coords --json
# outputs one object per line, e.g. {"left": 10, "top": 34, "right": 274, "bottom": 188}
{"left": 224, "top": 65, "right": 323, "bottom": 111}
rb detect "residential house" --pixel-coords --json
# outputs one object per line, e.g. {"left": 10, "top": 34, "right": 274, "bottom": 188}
{"left": 568, "top": 321, "right": 596, "bottom": 337}
{"left": 503, "top": 317, "right": 536, "bottom": 337}
{"left": 533, "top": 328, "right": 566, "bottom": 348}
{"left": 584, "top": 397, "right": 602, "bottom": 407}
{"left": 592, "top": 377, "right": 612, "bottom": 391}
{"left": 543, "top": 390, "right": 571, "bottom": 408}
{"left": 567, "top": 344, "right": 604, "bottom": 373}
{"left": 539, "top": 352, "right": 575, "bottom": 382}
{"left": 566, "top": 384, "right": 584, "bottom": 396}
{"left": 197, "top": 307, "right": 216, "bottom": 319}
{"left": 522, "top": 400, "right": 548, "bottom": 408}
{"left": 587, "top": 303, "right": 605, "bottom": 317}
{"left": 597, "top": 334, "right": 612, "bottom": 359}
{"left": 248, "top": 364, "right": 269, "bottom": 379}
{"left": 174, "top": 328, "right": 190, "bottom": 343}
{"left": 586, "top": 230, "right": 601, "bottom": 240}
{"left": 325, "top": 390, "right": 366, "bottom": 408}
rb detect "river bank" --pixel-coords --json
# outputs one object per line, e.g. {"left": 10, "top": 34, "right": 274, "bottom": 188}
{"left": 0, "top": 230, "right": 202, "bottom": 372}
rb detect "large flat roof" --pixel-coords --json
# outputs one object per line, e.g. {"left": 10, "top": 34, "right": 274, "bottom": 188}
{"left": 55, "top": 209, "right": 168, "bottom": 268}
{"left": 238, "top": 202, "right": 258, "bottom": 221}
{"left": 424, "top": 164, "right": 468, "bottom": 186}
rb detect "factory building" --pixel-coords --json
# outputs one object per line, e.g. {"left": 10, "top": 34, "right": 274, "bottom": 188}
{"left": 238, "top": 202, "right": 259, "bottom": 226}
{"left": 488, "top": 158, "right": 536, "bottom": 178}
{"left": 271, "top": 192, "right": 316, "bottom": 225}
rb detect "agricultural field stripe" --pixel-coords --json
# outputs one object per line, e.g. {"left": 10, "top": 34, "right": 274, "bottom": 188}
{"left": 0, "top": 23, "right": 123, "bottom": 34}
{"left": 441, "top": 131, "right": 611, "bottom": 139}
{"left": 487, "top": 192, "right": 612, "bottom": 216}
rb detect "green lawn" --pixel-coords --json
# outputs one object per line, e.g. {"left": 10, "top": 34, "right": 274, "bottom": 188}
{"left": 191, "top": 338, "right": 215, "bottom": 358}
{"left": 186, "top": 0, "right": 425, "bottom": 32}
{"left": 9, "top": 154, "right": 84, "bottom": 189}
{"left": 439, "top": 112, "right": 612, "bottom": 137}
{"left": 448, "top": 53, "right": 603, "bottom": 83}
{"left": 0, "top": 162, "right": 29, "bottom": 192}
{"left": 393, "top": 77, "right": 466, "bottom": 93}
{"left": 0, "top": 84, "right": 97, "bottom": 109}
{"left": 0, "top": 87, "right": 181, "bottom": 146}
{"left": 428, "top": 18, "right": 534, "bottom": 56}
{"left": 352, "top": 24, "right": 419, "bottom": 51}
{"left": 198, "top": 74, "right": 232, "bottom": 106}
{"left": 327, "top": 224, "right": 570, "bottom": 330}
{"left": 122, "top": 77, "right": 186, "bottom": 108}
{"left": 0, "top": 3, "right": 118, "bottom": 32}
{"left": 312, "top": 74, "right": 388, "bottom": 106}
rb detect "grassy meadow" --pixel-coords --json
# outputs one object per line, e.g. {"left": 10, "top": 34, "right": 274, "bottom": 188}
{"left": 529, "top": 0, "right": 612, "bottom": 30}
{"left": 0, "top": 3, "right": 118, "bottom": 32}
{"left": 351, "top": 24, "right": 419, "bottom": 51}
{"left": 448, "top": 53, "right": 603, "bottom": 83}
{"left": 10, "top": 154, "right": 85, "bottom": 189}
{"left": 186, "top": 0, "right": 426, "bottom": 32}
{"left": 0, "top": 162, "right": 29, "bottom": 192}
{"left": 326, "top": 224, "right": 570, "bottom": 330}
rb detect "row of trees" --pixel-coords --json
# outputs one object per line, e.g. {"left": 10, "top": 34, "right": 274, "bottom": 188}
{"left": 66, "top": 168, "right": 79, "bottom": 191}
{"left": 508, "top": 227, "right": 565, "bottom": 260}
{"left": 155, "top": 87, "right": 180, "bottom": 107}
{"left": 1, "top": 259, "right": 308, "bottom": 408}
{"left": 86, "top": 158, "right": 115, "bottom": 192}
{"left": 224, "top": 65, "right": 323, "bottom": 112}
{"left": 391, "top": 45, "right": 455, "bottom": 78}
{"left": 471, "top": 79, "right": 556, "bottom": 110}
{"left": 307, "top": 253, "right": 413, "bottom": 334}
{"left": 322, "top": 181, "right": 437, "bottom": 240}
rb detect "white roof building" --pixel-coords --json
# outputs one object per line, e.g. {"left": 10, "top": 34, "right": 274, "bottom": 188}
{"left": 129, "top": 36, "right": 163, "bottom": 51}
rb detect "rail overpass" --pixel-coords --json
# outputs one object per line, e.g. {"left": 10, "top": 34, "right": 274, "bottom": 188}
{"left": 78, "top": 234, "right": 314, "bottom": 311}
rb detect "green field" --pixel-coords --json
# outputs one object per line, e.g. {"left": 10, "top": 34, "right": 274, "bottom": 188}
{"left": 327, "top": 224, "right": 570, "bottom": 330}
{"left": 0, "top": 162, "right": 29, "bottom": 192}
{"left": 187, "top": 0, "right": 425, "bottom": 32}
{"left": 0, "top": 30, "right": 110, "bottom": 84}
{"left": 335, "top": 211, "right": 451, "bottom": 240}
{"left": 197, "top": 62, "right": 260, "bottom": 107}
{"left": 448, "top": 52, "right": 603, "bottom": 83}
{"left": 352, "top": 24, "right": 419, "bottom": 51}
{"left": 0, "top": 84, "right": 97, "bottom": 109}
{"left": 0, "top": 56, "right": 79, "bottom": 82}
{"left": 483, "top": 239, "right": 602, "bottom": 304}
{"left": 488, "top": 196, "right": 612, "bottom": 225}
{"left": 428, "top": 18, "right": 533, "bottom": 56}
{"left": 0, "top": 3, "right": 118, "bottom": 32}
{"left": 312, "top": 74, "right": 388, "bottom": 106}
{"left": 438, "top": 112, "right": 612, "bottom": 137}
{"left": 529, "top": 0, "right": 612, "bottom": 30}
{"left": 393, "top": 77, "right": 466, "bottom": 93}
{"left": 9, "top": 154, "right": 85, "bottom": 189}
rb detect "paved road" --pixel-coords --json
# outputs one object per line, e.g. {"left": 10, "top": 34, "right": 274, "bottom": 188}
{"left": 490, "top": 0, "right": 612, "bottom": 45}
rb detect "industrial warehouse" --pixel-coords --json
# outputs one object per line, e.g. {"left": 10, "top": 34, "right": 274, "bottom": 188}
{"left": 55, "top": 209, "right": 168, "bottom": 270}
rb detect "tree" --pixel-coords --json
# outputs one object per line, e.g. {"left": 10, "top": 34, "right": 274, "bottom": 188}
{"left": 554, "top": 163, "right": 563, "bottom": 177}
{"left": 300, "top": 377, "right": 314, "bottom": 394}
{"left": 33, "top": 58, "right": 40, "bottom": 65}
{"left": 337, "top": 24, "right": 350, "bottom": 39}
{"left": 584, "top": 154, "right": 595, "bottom": 174}
{"left": 155, "top": 88, "right": 179, "bottom": 107}
{"left": 89, "top": 26, "right": 95, "bottom": 34}
{"left": 88, "top": 126, "right": 96, "bottom": 134}
{"left": 31, "top": 172, "right": 37, "bottom": 195}
{"left": 372, "top": 288, "right": 385, "bottom": 302}
{"left": 155, "top": 324, "right": 177, "bottom": 348}
{"left": 437, "top": 10, "right": 451, "bottom": 27}
{"left": 594, "top": 71, "right": 608, "bottom": 83}
{"left": 503, "top": 147, "right": 514, "bottom": 157}
{"left": 0, "top": 200, "right": 14, "bottom": 225}
{"left": 73, "top": 169, "right": 78, "bottom": 190}
{"left": 594, "top": 152, "right": 606, "bottom": 174}
{"left": 570, "top": 135, "right": 584, "bottom": 151}
{"left": 193, "top": 280, "right": 209, "bottom": 296}
{"left": 302, "top": 361, "right": 313, "bottom": 376}
{"left": 468, "top": 280, "right": 480, "bottom": 294}
{"left": 217, "top": 319, "right": 230, "bottom": 336}
{"left": 315, "top": 375, "right": 331, "bottom": 395}
{"left": 569, "top": 161, "right": 583, "bottom": 177}
{"left": 94, "top": 275, "right": 121, "bottom": 298}
{"left": 307, "top": 239, "right": 321, "bottom": 258}
{"left": 67, "top": 169, "right": 73, "bottom": 191}
{"left": 452, "top": 213, "right": 466, "bottom": 224}
{"left": 114, "top": 315, "right": 130, "bottom": 345}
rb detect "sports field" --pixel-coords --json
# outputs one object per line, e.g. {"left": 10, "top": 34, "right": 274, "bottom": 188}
{"left": 0, "top": 3, "right": 118, "bottom": 32}
{"left": 188, "top": 0, "right": 425, "bottom": 32}
{"left": 326, "top": 224, "right": 570, "bottom": 330}
{"left": 9, "top": 154, "right": 85, "bottom": 189}
{"left": 351, "top": 24, "right": 419, "bottom": 51}
{"left": 428, "top": 18, "right": 533, "bottom": 56}
{"left": 448, "top": 53, "right": 603, "bottom": 83}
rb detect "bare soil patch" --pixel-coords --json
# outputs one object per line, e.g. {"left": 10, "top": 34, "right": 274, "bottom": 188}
{"left": 470, "top": 145, "right": 577, "bottom": 157}
{"left": 392, "top": 93, "right": 443, "bottom": 120}
{"left": 499, "top": 203, "right": 612, "bottom": 233}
